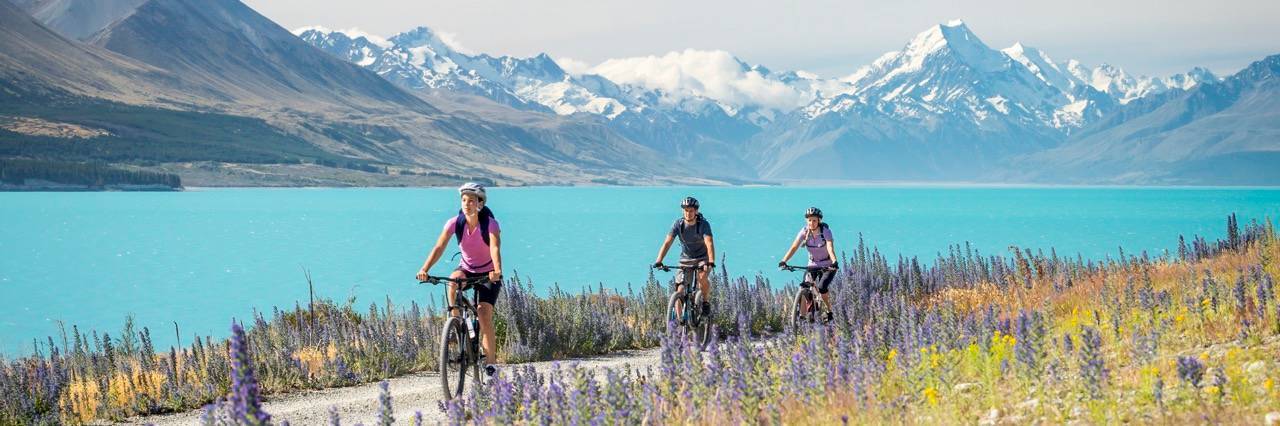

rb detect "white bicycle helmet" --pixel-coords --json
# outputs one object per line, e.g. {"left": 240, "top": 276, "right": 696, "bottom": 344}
{"left": 458, "top": 182, "right": 487, "bottom": 201}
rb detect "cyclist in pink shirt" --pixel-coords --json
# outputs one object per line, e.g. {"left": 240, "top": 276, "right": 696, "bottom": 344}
{"left": 416, "top": 183, "right": 503, "bottom": 375}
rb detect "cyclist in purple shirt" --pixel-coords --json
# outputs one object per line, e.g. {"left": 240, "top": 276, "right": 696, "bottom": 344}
{"left": 779, "top": 207, "right": 838, "bottom": 322}
{"left": 416, "top": 183, "right": 503, "bottom": 375}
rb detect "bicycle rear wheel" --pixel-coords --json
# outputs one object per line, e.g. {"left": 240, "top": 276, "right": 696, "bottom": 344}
{"left": 439, "top": 316, "right": 468, "bottom": 399}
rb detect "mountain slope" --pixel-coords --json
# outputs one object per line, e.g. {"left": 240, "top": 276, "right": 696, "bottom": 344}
{"left": 2, "top": 0, "right": 685, "bottom": 185}
{"left": 300, "top": 27, "right": 766, "bottom": 177}
{"left": 90, "top": 0, "right": 431, "bottom": 112}
{"left": 0, "top": 0, "right": 174, "bottom": 102}
{"left": 1006, "top": 54, "right": 1280, "bottom": 184}
{"left": 11, "top": 0, "right": 147, "bottom": 40}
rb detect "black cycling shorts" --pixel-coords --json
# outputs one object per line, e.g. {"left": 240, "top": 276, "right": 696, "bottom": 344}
{"left": 804, "top": 268, "right": 837, "bottom": 294}
{"left": 454, "top": 268, "right": 502, "bottom": 305}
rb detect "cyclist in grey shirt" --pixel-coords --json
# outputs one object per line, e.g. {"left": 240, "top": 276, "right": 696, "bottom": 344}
{"left": 654, "top": 196, "right": 716, "bottom": 316}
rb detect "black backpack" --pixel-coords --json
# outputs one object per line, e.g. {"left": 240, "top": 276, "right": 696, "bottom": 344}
{"left": 805, "top": 223, "right": 830, "bottom": 247}
{"left": 453, "top": 206, "right": 495, "bottom": 246}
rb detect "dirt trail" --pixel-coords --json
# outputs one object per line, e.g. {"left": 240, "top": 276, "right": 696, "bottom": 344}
{"left": 128, "top": 348, "right": 662, "bottom": 425}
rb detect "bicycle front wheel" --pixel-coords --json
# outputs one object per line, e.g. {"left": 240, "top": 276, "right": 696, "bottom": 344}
{"left": 666, "top": 291, "right": 683, "bottom": 329}
{"left": 439, "top": 316, "right": 468, "bottom": 399}
{"left": 692, "top": 291, "right": 711, "bottom": 349}
{"left": 791, "top": 288, "right": 813, "bottom": 328}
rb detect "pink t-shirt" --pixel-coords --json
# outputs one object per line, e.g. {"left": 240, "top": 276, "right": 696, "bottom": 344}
{"left": 443, "top": 216, "right": 501, "bottom": 273}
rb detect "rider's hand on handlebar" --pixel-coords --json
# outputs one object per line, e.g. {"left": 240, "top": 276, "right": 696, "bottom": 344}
{"left": 830, "top": 262, "right": 838, "bottom": 270}
{"left": 777, "top": 261, "right": 787, "bottom": 269}
{"left": 652, "top": 261, "right": 663, "bottom": 269}
{"left": 703, "top": 262, "right": 715, "bottom": 271}
{"left": 488, "top": 270, "right": 502, "bottom": 283}
{"left": 416, "top": 268, "right": 429, "bottom": 282}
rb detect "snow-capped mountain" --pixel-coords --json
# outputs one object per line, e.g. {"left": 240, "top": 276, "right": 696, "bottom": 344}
{"left": 1063, "top": 60, "right": 1217, "bottom": 104}
{"left": 299, "top": 27, "right": 804, "bottom": 175}
{"left": 803, "top": 20, "right": 1107, "bottom": 131}
{"left": 753, "top": 20, "right": 1112, "bottom": 180}
{"left": 297, "top": 19, "right": 1252, "bottom": 183}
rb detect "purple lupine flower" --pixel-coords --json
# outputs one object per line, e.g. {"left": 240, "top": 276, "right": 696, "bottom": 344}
{"left": 377, "top": 380, "right": 393, "bottom": 426}
{"left": 1153, "top": 375, "right": 1164, "bottom": 408}
{"left": 1176, "top": 356, "right": 1205, "bottom": 388}
{"left": 329, "top": 406, "right": 341, "bottom": 426}
{"left": 229, "top": 321, "right": 271, "bottom": 425}
{"left": 1077, "top": 327, "right": 1107, "bottom": 399}
{"left": 1014, "top": 310, "right": 1046, "bottom": 375}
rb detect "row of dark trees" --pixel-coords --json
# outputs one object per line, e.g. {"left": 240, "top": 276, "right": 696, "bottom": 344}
{"left": 0, "top": 158, "right": 181, "bottom": 188}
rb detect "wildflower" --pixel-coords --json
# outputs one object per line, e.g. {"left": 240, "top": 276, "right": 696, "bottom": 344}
{"left": 1077, "top": 327, "right": 1107, "bottom": 399}
{"left": 1176, "top": 356, "right": 1205, "bottom": 388}
{"left": 923, "top": 386, "right": 939, "bottom": 406}
{"left": 229, "top": 321, "right": 270, "bottom": 425}
{"left": 378, "top": 380, "right": 393, "bottom": 426}
{"left": 1152, "top": 375, "right": 1164, "bottom": 408}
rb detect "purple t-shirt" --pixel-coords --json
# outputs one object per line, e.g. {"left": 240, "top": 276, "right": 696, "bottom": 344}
{"left": 443, "top": 216, "right": 501, "bottom": 273}
{"left": 796, "top": 225, "right": 834, "bottom": 267}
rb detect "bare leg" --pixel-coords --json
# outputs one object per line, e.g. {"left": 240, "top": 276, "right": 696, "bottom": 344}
{"left": 674, "top": 283, "right": 685, "bottom": 321}
{"left": 448, "top": 270, "right": 465, "bottom": 318}
{"left": 478, "top": 302, "right": 497, "bottom": 360}
{"left": 697, "top": 269, "right": 711, "bottom": 302}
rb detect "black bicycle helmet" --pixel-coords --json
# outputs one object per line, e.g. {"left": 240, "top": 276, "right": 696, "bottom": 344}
{"left": 804, "top": 207, "right": 822, "bottom": 218}
{"left": 681, "top": 196, "right": 700, "bottom": 209}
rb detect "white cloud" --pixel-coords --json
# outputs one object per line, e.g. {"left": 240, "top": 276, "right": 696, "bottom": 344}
{"left": 293, "top": 26, "right": 393, "bottom": 49}
{"left": 435, "top": 30, "right": 475, "bottom": 56}
{"left": 556, "top": 56, "right": 593, "bottom": 76}
{"left": 291, "top": 25, "right": 332, "bottom": 36}
{"left": 338, "top": 27, "right": 393, "bottom": 49}
{"left": 589, "top": 49, "right": 812, "bottom": 111}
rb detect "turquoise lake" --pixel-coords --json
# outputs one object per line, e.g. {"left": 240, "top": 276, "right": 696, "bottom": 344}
{"left": 2, "top": 186, "right": 1279, "bottom": 355}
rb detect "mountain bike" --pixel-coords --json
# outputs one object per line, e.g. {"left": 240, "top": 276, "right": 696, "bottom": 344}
{"left": 653, "top": 262, "right": 711, "bottom": 349}
{"left": 781, "top": 264, "right": 836, "bottom": 327}
{"left": 420, "top": 274, "right": 494, "bottom": 400}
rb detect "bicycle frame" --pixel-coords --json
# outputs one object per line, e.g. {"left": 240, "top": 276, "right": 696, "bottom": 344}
{"left": 654, "top": 263, "right": 704, "bottom": 320}
{"left": 781, "top": 264, "right": 835, "bottom": 325}
{"left": 420, "top": 274, "right": 494, "bottom": 399}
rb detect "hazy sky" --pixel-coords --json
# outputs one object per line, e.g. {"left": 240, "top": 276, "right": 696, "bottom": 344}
{"left": 243, "top": 0, "right": 1280, "bottom": 78}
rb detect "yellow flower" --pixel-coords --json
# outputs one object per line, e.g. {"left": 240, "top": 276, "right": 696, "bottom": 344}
{"left": 1174, "top": 314, "right": 1185, "bottom": 324}
{"left": 923, "top": 386, "right": 939, "bottom": 406}
{"left": 1265, "top": 378, "right": 1275, "bottom": 393}
{"left": 1201, "top": 298, "right": 1211, "bottom": 308}
{"left": 1199, "top": 352, "right": 1210, "bottom": 362}
{"left": 887, "top": 349, "right": 898, "bottom": 364}
{"left": 1204, "top": 385, "right": 1221, "bottom": 396}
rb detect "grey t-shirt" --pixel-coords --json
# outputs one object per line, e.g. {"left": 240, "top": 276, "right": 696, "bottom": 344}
{"left": 670, "top": 216, "right": 713, "bottom": 261}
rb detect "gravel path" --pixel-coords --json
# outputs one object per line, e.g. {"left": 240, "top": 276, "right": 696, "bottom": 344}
{"left": 127, "top": 347, "right": 662, "bottom": 425}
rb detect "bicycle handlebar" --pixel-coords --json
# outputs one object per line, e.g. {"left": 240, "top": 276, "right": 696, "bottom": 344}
{"left": 418, "top": 274, "right": 495, "bottom": 289}
{"left": 651, "top": 262, "right": 707, "bottom": 272}
{"left": 780, "top": 264, "right": 837, "bottom": 272}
